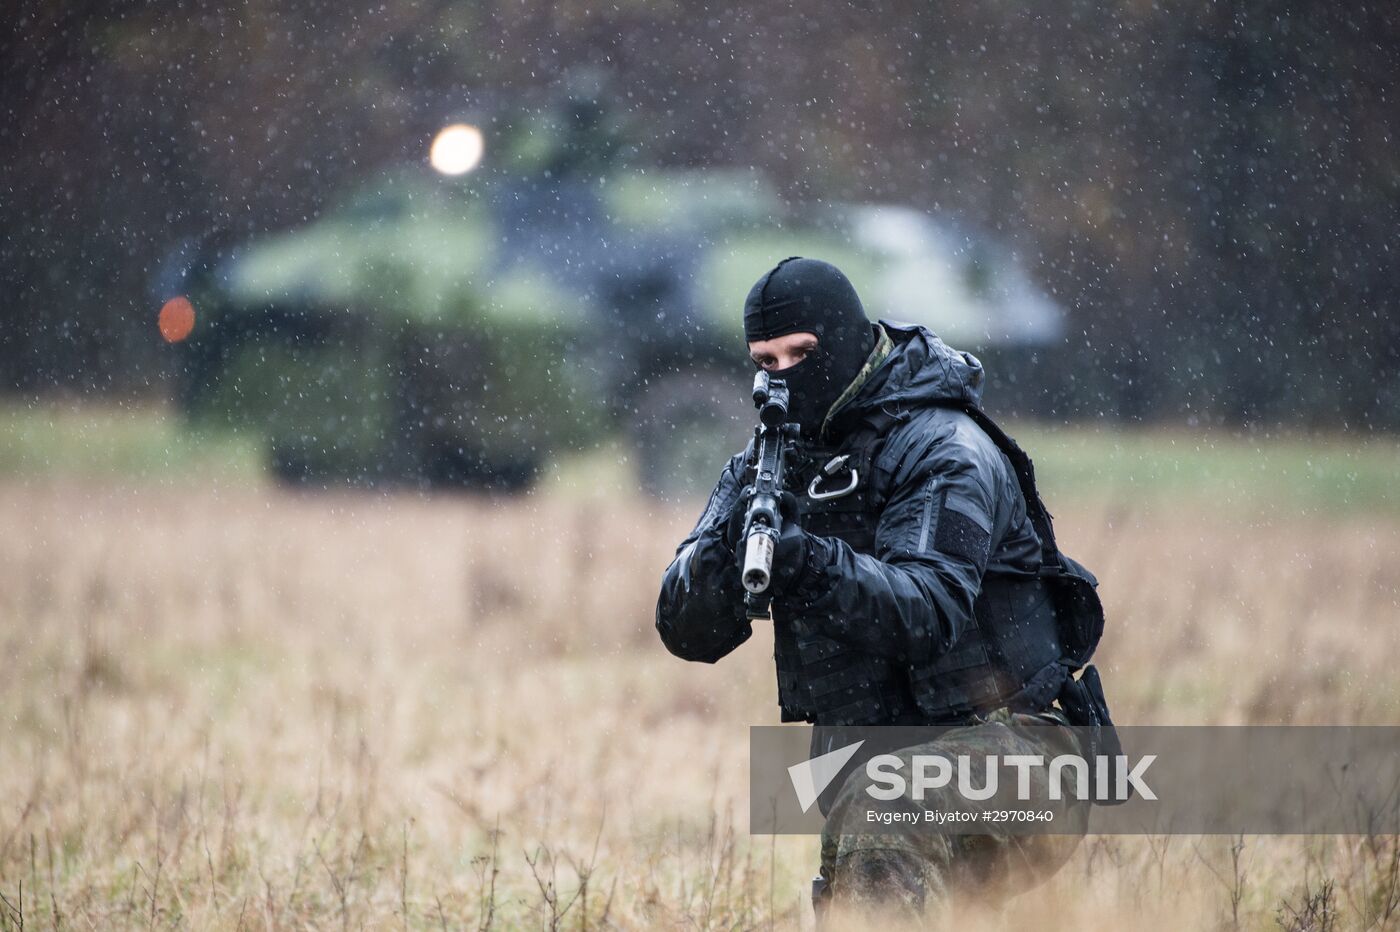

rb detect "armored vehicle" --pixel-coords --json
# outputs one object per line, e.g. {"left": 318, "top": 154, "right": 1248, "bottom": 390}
{"left": 164, "top": 109, "right": 1061, "bottom": 495}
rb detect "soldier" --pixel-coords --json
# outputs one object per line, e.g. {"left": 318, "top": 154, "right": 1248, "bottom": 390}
{"left": 655, "top": 257, "right": 1107, "bottom": 924}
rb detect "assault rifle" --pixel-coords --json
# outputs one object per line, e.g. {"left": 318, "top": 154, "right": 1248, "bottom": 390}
{"left": 741, "top": 371, "right": 801, "bottom": 619}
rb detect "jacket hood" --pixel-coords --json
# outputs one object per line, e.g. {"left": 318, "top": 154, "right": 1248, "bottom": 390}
{"left": 829, "top": 320, "right": 985, "bottom": 431}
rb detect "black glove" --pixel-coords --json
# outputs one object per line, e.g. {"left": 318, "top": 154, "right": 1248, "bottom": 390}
{"left": 722, "top": 485, "right": 755, "bottom": 555}
{"left": 724, "top": 488, "right": 808, "bottom": 594}
{"left": 767, "top": 491, "right": 809, "bottom": 596}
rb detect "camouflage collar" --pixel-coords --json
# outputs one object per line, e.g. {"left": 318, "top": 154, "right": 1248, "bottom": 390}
{"left": 818, "top": 323, "right": 895, "bottom": 442}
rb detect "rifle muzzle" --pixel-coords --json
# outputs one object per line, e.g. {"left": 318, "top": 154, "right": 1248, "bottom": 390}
{"left": 742, "top": 524, "right": 778, "bottom": 593}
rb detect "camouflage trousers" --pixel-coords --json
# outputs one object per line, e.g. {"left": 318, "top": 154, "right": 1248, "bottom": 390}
{"left": 818, "top": 710, "right": 1090, "bottom": 927}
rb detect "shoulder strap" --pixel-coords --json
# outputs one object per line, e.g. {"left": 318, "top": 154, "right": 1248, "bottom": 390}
{"left": 841, "top": 406, "right": 903, "bottom": 475}
{"left": 957, "top": 405, "right": 1062, "bottom": 576}
{"left": 849, "top": 406, "right": 901, "bottom": 448}
{"left": 811, "top": 405, "right": 901, "bottom": 465}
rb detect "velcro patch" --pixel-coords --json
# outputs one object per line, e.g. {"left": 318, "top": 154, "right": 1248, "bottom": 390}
{"left": 934, "top": 504, "right": 992, "bottom": 568}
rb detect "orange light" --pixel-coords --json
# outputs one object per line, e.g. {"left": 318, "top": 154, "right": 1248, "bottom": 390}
{"left": 159, "top": 296, "right": 196, "bottom": 343}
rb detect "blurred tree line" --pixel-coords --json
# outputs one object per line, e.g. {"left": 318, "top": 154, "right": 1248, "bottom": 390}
{"left": 3, "top": 0, "right": 1397, "bottom": 429}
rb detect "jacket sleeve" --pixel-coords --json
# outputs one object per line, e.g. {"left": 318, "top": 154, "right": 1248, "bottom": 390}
{"left": 654, "top": 446, "right": 755, "bottom": 663}
{"left": 771, "top": 419, "right": 1001, "bottom": 666}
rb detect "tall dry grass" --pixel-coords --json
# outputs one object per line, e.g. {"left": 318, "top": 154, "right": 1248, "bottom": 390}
{"left": 1, "top": 478, "right": 1398, "bottom": 929}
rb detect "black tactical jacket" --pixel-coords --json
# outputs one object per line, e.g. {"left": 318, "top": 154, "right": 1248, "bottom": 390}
{"left": 655, "top": 321, "right": 1056, "bottom": 724}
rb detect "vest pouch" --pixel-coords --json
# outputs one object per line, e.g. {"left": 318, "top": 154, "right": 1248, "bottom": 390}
{"left": 1044, "top": 553, "right": 1105, "bottom": 668}
{"left": 777, "top": 628, "right": 906, "bottom": 725}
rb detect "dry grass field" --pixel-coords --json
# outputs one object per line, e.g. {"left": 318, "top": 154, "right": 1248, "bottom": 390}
{"left": 3, "top": 414, "right": 1400, "bottom": 929}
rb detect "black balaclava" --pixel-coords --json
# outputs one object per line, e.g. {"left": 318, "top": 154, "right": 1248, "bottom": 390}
{"left": 743, "top": 257, "right": 876, "bottom": 436}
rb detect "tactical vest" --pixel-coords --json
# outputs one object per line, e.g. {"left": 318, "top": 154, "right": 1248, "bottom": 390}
{"left": 767, "top": 405, "right": 1101, "bottom": 726}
